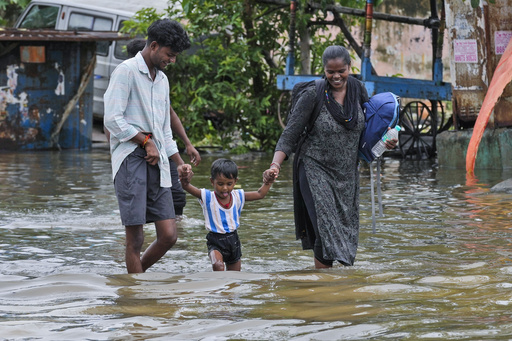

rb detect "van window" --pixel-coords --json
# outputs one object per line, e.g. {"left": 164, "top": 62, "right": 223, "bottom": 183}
{"left": 68, "top": 13, "right": 113, "bottom": 56}
{"left": 113, "top": 20, "right": 145, "bottom": 61}
{"left": 114, "top": 39, "right": 130, "bottom": 60}
{"left": 113, "top": 21, "right": 130, "bottom": 60}
{"left": 18, "top": 5, "right": 59, "bottom": 29}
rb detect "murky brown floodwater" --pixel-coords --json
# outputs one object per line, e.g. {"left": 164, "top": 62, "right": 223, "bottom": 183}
{"left": 1, "top": 148, "right": 512, "bottom": 340}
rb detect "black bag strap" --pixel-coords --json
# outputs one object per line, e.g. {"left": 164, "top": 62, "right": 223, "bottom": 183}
{"left": 305, "top": 78, "right": 326, "bottom": 133}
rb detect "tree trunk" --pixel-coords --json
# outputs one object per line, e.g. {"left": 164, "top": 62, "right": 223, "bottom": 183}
{"left": 299, "top": 28, "right": 311, "bottom": 74}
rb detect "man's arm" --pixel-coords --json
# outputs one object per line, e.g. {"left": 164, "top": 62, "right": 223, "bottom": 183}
{"left": 170, "top": 105, "right": 201, "bottom": 166}
{"left": 104, "top": 64, "right": 139, "bottom": 143}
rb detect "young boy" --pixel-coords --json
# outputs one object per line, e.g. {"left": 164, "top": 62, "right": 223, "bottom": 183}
{"left": 180, "top": 158, "right": 276, "bottom": 271}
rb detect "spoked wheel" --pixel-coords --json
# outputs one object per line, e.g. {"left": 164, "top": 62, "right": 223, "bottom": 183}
{"left": 430, "top": 100, "right": 446, "bottom": 133}
{"left": 399, "top": 101, "right": 437, "bottom": 159}
{"left": 277, "top": 91, "right": 291, "bottom": 129}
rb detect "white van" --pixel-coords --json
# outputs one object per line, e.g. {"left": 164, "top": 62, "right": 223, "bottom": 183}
{"left": 15, "top": 0, "right": 172, "bottom": 120}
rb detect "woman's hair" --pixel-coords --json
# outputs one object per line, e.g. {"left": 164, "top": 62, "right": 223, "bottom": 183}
{"left": 147, "top": 19, "right": 191, "bottom": 53}
{"left": 322, "top": 45, "right": 351, "bottom": 67}
{"left": 211, "top": 159, "right": 238, "bottom": 180}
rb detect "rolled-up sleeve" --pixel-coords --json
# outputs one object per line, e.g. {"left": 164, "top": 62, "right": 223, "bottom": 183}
{"left": 104, "top": 64, "right": 139, "bottom": 142}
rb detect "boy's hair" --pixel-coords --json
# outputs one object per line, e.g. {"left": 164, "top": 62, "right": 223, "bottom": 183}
{"left": 126, "top": 38, "right": 147, "bottom": 58}
{"left": 147, "top": 19, "right": 191, "bottom": 53}
{"left": 211, "top": 159, "right": 238, "bottom": 180}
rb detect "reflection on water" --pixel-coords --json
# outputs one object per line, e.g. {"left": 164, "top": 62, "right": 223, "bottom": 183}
{"left": 1, "top": 150, "right": 512, "bottom": 340}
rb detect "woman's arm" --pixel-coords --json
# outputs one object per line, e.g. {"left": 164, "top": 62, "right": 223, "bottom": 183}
{"left": 267, "top": 87, "right": 319, "bottom": 179}
{"left": 263, "top": 151, "right": 286, "bottom": 181}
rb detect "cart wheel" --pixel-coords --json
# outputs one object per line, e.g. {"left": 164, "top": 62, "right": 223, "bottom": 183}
{"left": 430, "top": 100, "right": 446, "bottom": 133}
{"left": 399, "top": 101, "right": 437, "bottom": 159}
{"left": 277, "top": 91, "right": 291, "bottom": 129}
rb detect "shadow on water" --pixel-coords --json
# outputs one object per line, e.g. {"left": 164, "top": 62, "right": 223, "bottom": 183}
{"left": 1, "top": 151, "right": 512, "bottom": 340}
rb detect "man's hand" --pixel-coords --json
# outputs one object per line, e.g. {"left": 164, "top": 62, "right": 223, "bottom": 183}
{"left": 144, "top": 139, "right": 160, "bottom": 165}
{"left": 185, "top": 145, "right": 201, "bottom": 167}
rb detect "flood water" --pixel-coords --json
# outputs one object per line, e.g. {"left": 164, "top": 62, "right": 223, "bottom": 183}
{"left": 1, "top": 148, "right": 512, "bottom": 340}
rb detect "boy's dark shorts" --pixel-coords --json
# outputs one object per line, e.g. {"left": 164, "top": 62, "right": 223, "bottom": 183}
{"left": 114, "top": 147, "right": 175, "bottom": 226}
{"left": 206, "top": 230, "right": 242, "bottom": 264}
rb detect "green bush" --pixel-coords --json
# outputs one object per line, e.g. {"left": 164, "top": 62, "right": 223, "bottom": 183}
{"left": 123, "top": 0, "right": 364, "bottom": 152}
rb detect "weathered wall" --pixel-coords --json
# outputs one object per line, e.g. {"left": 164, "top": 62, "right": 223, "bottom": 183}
{"left": 368, "top": 0, "right": 451, "bottom": 83}
{"left": 0, "top": 41, "right": 94, "bottom": 150}
{"left": 346, "top": 0, "right": 451, "bottom": 85}
{"left": 445, "top": 0, "right": 512, "bottom": 128}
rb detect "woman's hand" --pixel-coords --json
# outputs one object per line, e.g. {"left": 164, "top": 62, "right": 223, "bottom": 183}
{"left": 385, "top": 127, "right": 398, "bottom": 150}
{"left": 263, "top": 169, "right": 278, "bottom": 185}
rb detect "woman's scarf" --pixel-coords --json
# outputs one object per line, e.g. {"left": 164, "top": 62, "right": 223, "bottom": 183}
{"left": 323, "top": 76, "right": 363, "bottom": 130}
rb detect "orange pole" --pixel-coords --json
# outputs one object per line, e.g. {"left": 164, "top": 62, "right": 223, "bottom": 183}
{"left": 466, "top": 38, "right": 512, "bottom": 174}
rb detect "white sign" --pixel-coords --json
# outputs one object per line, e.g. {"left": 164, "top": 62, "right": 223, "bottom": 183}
{"left": 454, "top": 39, "right": 478, "bottom": 63}
{"left": 495, "top": 31, "right": 512, "bottom": 55}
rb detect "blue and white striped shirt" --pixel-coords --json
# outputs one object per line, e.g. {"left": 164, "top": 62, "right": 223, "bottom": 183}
{"left": 104, "top": 52, "right": 178, "bottom": 187}
{"left": 199, "top": 189, "right": 245, "bottom": 234}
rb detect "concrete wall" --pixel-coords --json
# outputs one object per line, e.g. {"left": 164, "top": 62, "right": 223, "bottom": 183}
{"left": 437, "top": 128, "right": 512, "bottom": 169}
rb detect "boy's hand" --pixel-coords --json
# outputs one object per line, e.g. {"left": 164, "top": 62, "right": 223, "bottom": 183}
{"left": 178, "top": 164, "right": 193, "bottom": 185}
{"left": 263, "top": 169, "right": 278, "bottom": 185}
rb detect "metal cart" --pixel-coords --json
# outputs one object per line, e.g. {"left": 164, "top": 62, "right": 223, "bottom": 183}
{"left": 276, "top": 0, "right": 452, "bottom": 159}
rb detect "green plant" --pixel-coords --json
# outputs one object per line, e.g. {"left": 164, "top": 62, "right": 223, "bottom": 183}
{"left": 124, "top": 0, "right": 366, "bottom": 151}
{"left": 0, "top": 0, "right": 30, "bottom": 26}
{"left": 466, "top": 0, "right": 495, "bottom": 8}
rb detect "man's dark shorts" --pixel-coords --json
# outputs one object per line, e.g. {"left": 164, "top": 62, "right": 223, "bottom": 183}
{"left": 206, "top": 231, "right": 242, "bottom": 264}
{"left": 114, "top": 147, "right": 175, "bottom": 226}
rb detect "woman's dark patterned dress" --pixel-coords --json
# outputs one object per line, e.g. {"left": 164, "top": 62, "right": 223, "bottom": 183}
{"left": 275, "top": 83, "right": 366, "bottom": 265}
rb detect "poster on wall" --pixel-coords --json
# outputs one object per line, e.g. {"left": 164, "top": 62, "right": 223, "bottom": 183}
{"left": 454, "top": 39, "right": 478, "bottom": 63}
{"left": 495, "top": 31, "right": 512, "bottom": 55}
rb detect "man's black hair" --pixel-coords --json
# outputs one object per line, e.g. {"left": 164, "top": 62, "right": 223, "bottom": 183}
{"left": 147, "top": 19, "right": 191, "bottom": 53}
{"left": 126, "top": 38, "right": 147, "bottom": 58}
{"left": 210, "top": 159, "right": 238, "bottom": 180}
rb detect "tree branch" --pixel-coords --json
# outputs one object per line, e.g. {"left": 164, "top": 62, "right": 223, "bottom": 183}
{"left": 255, "top": 0, "right": 439, "bottom": 27}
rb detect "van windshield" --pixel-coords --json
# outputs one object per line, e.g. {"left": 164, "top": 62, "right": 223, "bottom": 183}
{"left": 18, "top": 5, "right": 59, "bottom": 29}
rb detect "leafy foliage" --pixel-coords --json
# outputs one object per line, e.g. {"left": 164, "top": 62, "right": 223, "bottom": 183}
{"left": 0, "top": 0, "right": 30, "bottom": 26}
{"left": 466, "top": 0, "right": 495, "bottom": 8}
{"left": 124, "top": 0, "right": 365, "bottom": 152}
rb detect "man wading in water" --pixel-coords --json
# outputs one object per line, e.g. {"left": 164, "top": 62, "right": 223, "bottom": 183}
{"left": 104, "top": 19, "right": 192, "bottom": 273}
